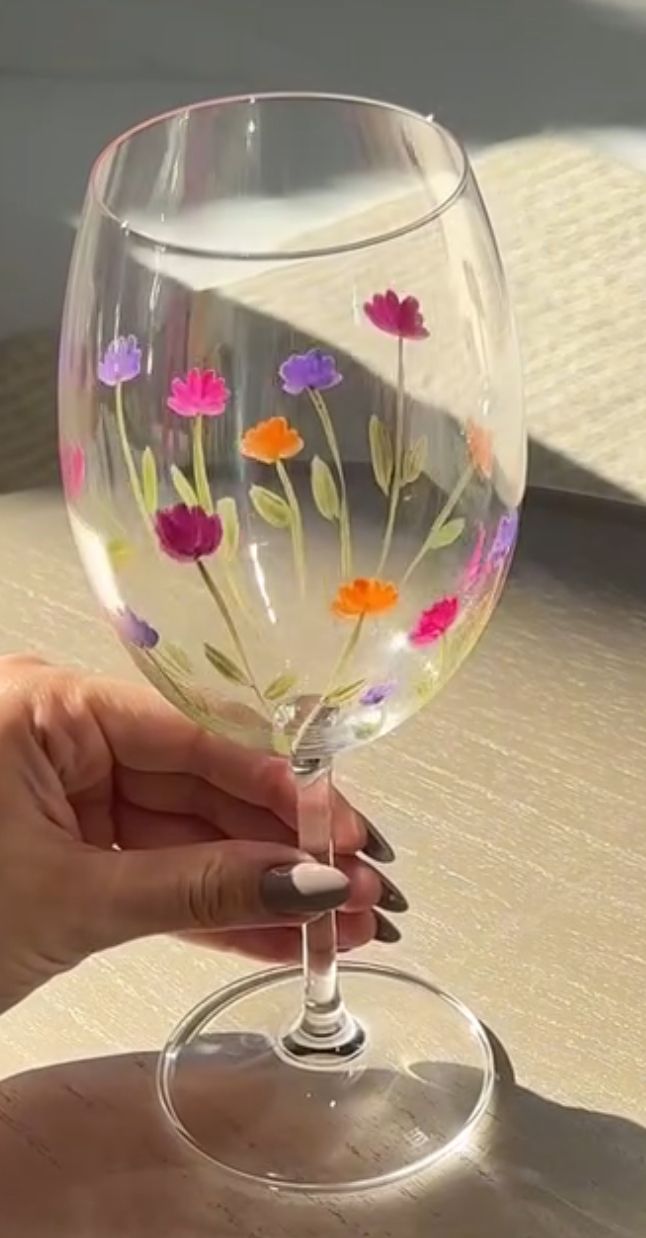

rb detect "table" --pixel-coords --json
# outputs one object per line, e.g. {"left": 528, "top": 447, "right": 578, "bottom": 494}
{"left": 0, "top": 486, "right": 644, "bottom": 1236}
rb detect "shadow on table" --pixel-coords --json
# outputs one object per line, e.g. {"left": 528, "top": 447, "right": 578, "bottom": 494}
{"left": 0, "top": 1038, "right": 643, "bottom": 1238}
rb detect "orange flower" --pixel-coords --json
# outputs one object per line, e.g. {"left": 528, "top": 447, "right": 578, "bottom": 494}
{"left": 240, "top": 416, "right": 304, "bottom": 464}
{"left": 332, "top": 577, "right": 399, "bottom": 619}
{"left": 466, "top": 419, "right": 494, "bottom": 479}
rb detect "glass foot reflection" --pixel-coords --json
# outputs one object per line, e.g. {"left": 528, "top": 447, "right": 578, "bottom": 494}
{"left": 157, "top": 962, "right": 495, "bottom": 1193}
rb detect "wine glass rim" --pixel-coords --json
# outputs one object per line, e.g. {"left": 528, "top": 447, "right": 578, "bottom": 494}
{"left": 88, "top": 90, "right": 469, "bottom": 260}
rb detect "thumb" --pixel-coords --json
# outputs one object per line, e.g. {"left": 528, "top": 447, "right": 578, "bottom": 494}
{"left": 87, "top": 840, "right": 350, "bottom": 949}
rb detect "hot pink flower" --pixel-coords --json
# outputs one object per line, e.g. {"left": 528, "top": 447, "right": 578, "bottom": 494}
{"left": 409, "top": 596, "right": 459, "bottom": 647}
{"left": 364, "top": 289, "right": 429, "bottom": 340}
{"left": 167, "top": 368, "right": 230, "bottom": 418}
{"left": 155, "top": 503, "right": 223, "bottom": 561}
{"left": 59, "top": 442, "right": 86, "bottom": 502}
{"left": 462, "top": 522, "right": 486, "bottom": 593}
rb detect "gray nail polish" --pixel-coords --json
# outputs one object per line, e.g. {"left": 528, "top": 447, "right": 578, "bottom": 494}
{"left": 362, "top": 818, "right": 396, "bottom": 864}
{"left": 374, "top": 910, "right": 402, "bottom": 944}
{"left": 378, "top": 875, "right": 409, "bottom": 914}
{"left": 262, "top": 862, "right": 349, "bottom": 916}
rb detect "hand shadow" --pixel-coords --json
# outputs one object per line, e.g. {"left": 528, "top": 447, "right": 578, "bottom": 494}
{"left": 0, "top": 1033, "right": 643, "bottom": 1237}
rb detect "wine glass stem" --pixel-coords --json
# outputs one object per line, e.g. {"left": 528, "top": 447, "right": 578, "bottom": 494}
{"left": 281, "top": 756, "right": 365, "bottom": 1060}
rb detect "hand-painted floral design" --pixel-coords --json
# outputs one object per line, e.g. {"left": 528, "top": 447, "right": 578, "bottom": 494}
{"left": 241, "top": 416, "right": 304, "bottom": 464}
{"left": 360, "top": 681, "right": 396, "bottom": 707}
{"left": 279, "top": 349, "right": 343, "bottom": 395}
{"left": 59, "top": 441, "right": 86, "bottom": 502}
{"left": 462, "top": 522, "right": 487, "bottom": 592}
{"left": 409, "top": 596, "right": 459, "bottom": 647}
{"left": 155, "top": 503, "right": 223, "bottom": 562}
{"left": 115, "top": 606, "right": 159, "bottom": 649}
{"left": 167, "top": 368, "right": 230, "bottom": 418}
{"left": 466, "top": 419, "right": 494, "bottom": 480}
{"left": 332, "top": 577, "right": 399, "bottom": 619}
{"left": 98, "top": 335, "right": 142, "bottom": 386}
{"left": 364, "top": 290, "right": 429, "bottom": 340}
{"left": 488, "top": 509, "right": 518, "bottom": 569}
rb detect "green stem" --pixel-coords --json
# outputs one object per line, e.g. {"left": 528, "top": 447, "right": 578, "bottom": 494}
{"left": 291, "top": 614, "right": 365, "bottom": 756}
{"left": 308, "top": 388, "right": 352, "bottom": 578}
{"left": 276, "top": 459, "right": 306, "bottom": 597}
{"left": 193, "top": 416, "right": 213, "bottom": 513}
{"left": 196, "top": 560, "right": 268, "bottom": 713}
{"left": 114, "top": 384, "right": 154, "bottom": 535}
{"left": 400, "top": 463, "right": 474, "bottom": 587}
{"left": 376, "top": 336, "right": 405, "bottom": 575}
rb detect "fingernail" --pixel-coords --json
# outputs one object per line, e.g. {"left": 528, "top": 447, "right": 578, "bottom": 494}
{"left": 378, "top": 874, "right": 409, "bottom": 914}
{"left": 261, "top": 862, "right": 350, "bottom": 916}
{"left": 361, "top": 818, "right": 396, "bottom": 864}
{"left": 374, "top": 910, "right": 401, "bottom": 944}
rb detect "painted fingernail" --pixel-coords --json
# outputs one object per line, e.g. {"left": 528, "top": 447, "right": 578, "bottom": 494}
{"left": 378, "top": 874, "right": 409, "bottom": 914}
{"left": 374, "top": 910, "right": 402, "bottom": 944}
{"left": 261, "top": 863, "right": 350, "bottom": 916}
{"left": 361, "top": 818, "right": 396, "bottom": 864}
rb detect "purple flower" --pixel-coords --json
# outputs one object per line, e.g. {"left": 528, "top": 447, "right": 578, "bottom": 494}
{"left": 115, "top": 606, "right": 159, "bottom": 649}
{"left": 279, "top": 349, "right": 342, "bottom": 396}
{"left": 360, "top": 681, "right": 396, "bottom": 707}
{"left": 98, "top": 335, "right": 142, "bottom": 386}
{"left": 155, "top": 503, "right": 223, "bottom": 562}
{"left": 488, "top": 510, "right": 519, "bottom": 571}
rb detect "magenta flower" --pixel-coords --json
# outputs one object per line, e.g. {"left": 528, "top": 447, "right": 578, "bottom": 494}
{"left": 115, "top": 607, "right": 159, "bottom": 649}
{"left": 364, "top": 290, "right": 429, "bottom": 340}
{"left": 59, "top": 442, "right": 86, "bottom": 502}
{"left": 279, "top": 349, "right": 343, "bottom": 395}
{"left": 409, "top": 596, "right": 459, "bottom": 647}
{"left": 488, "top": 510, "right": 519, "bottom": 570}
{"left": 167, "top": 368, "right": 230, "bottom": 418}
{"left": 98, "top": 335, "right": 142, "bottom": 386}
{"left": 462, "top": 522, "right": 486, "bottom": 593}
{"left": 360, "top": 681, "right": 396, "bottom": 707}
{"left": 155, "top": 503, "right": 223, "bottom": 562}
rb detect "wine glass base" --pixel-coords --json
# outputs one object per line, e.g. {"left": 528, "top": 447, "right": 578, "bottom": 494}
{"left": 157, "top": 962, "right": 495, "bottom": 1194}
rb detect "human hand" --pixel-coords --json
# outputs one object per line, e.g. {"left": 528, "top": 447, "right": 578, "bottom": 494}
{"left": 0, "top": 655, "right": 405, "bottom": 1013}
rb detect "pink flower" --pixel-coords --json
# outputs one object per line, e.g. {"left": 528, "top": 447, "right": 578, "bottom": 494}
{"left": 167, "top": 368, "right": 230, "bottom": 418}
{"left": 59, "top": 442, "right": 86, "bottom": 501}
{"left": 364, "top": 290, "right": 429, "bottom": 340}
{"left": 462, "top": 522, "right": 486, "bottom": 593}
{"left": 409, "top": 596, "right": 459, "bottom": 647}
{"left": 155, "top": 503, "right": 223, "bottom": 561}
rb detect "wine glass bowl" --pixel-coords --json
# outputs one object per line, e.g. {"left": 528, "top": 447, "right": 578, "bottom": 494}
{"left": 60, "top": 92, "right": 525, "bottom": 1191}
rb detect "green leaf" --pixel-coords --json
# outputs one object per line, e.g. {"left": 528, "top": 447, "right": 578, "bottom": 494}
{"left": 216, "top": 496, "right": 240, "bottom": 560}
{"left": 369, "top": 416, "right": 394, "bottom": 495}
{"left": 264, "top": 671, "right": 299, "bottom": 702}
{"left": 171, "top": 465, "right": 198, "bottom": 507}
{"left": 250, "top": 485, "right": 292, "bottom": 528}
{"left": 402, "top": 436, "right": 428, "bottom": 485}
{"left": 162, "top": 642, "right": 194, "bottom": 676}
{"left": 311, "top": 456, "right": 340, "bottom": 521}
{"left": 141, "top": 447, "right": 158, "bottom": 514}
{"left": 427, "top": 517, "right": 466, "bottom": 550}
{"left": 204, "top": 643, "right": 250, "bottom": 686}
{"left": 106, "top": 536, "right": 136, "bottom": 568}
{"left": 324, "top": 678, "right": 366, "bottom": 708}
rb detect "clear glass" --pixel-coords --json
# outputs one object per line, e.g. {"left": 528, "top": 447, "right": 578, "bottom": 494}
{"left": 59, "top": 92, "right": 525, "bottom": 1192}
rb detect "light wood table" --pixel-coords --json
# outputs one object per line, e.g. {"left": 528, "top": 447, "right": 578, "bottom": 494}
{"left": 0, "top": 485, "right": 644, "bottom": 1236}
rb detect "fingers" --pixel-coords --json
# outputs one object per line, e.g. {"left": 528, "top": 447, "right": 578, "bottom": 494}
{"left": 183, "top": 908, "right": 382, "bottom": 965}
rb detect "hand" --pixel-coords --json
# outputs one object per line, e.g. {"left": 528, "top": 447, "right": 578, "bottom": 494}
{"left": 0, "top": 655, "right": 405, "bottom": 1013}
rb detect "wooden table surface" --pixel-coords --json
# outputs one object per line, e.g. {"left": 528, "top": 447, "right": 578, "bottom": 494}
{"left": 0, "top": 484, "right": 644, "bottom": 1236}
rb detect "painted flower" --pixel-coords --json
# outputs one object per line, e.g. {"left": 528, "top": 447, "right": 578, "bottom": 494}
{"left": 59, "top": 442, "right": 86, "bottom": 502}
{"left": 167, "top": 368, "right": 230, "bottom": 418}
{"left": 115, "top": 606, "right": 159, "bottom": 649}
{"left": 240, "top": 416, "right": 304, "bottom": 464}
{"left": 98, "top": 335, "right": 142, "bottom": 386}
{"left": 360, "top": 681, "right": 396, "bottom": 707}
{"left": 488, "top": 510, "right": 519, "bottom": 570}
{"left": 466, "top": 419, "right": 494, "bottom": 479}
{"left": 409, "top": 596, "right": 459, "bottom": 647}
{"left": 332, "top": 577, "right": 399, "bottom": 619}
{"left": 279, "top": 349, "right": 342, "bottom": 395}
{"left": 462, "top": 521, "right": 486, "bottom": 592}
{"left": 364, "top": 290, "right": 429, "bottom": 340}
{"left": 155, "top": 503, "right": 223, "bottom": 562}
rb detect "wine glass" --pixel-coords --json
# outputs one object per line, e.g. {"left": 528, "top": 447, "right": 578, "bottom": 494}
{"left": 59, "top": 92, "right": 525, "bottom": 1193}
